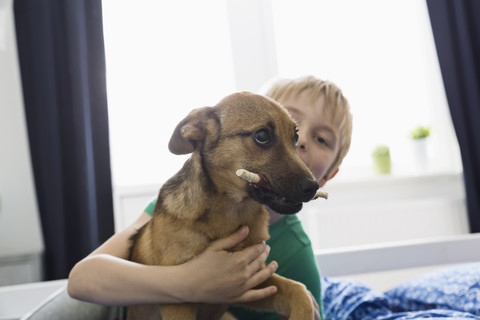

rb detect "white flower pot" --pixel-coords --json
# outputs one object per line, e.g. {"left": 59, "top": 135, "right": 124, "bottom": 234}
{"left": 411, "top": 138, "right": 429, "bottom": 173}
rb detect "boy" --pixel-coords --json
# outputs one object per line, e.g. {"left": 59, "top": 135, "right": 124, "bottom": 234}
{"left": 68, "top": 75, "right": 353, "bottom": 320}
{"left": 229, "top": 76, "right": 353, "bottom": 319}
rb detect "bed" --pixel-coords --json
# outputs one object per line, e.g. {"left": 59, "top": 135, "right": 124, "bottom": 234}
{"left": 1, "top": 234, "right": 479, "bottom": 320}
{"left": 316, "top": 233, "right": 480, "bottom": 319}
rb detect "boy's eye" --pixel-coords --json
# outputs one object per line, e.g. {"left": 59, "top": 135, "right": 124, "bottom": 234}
{"left": 316, "top": 137, "right": 327, "bottom": 145}
{"left": 254, "top": 129, "right": 270, "bottom": 145}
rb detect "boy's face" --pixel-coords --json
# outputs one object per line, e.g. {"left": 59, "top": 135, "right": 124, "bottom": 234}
{"left": 277, "top": 92, "right": 340, "bottom": 187}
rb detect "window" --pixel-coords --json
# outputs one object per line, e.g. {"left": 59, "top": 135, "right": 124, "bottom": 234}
{"left": 102, "top": 0, "right": 236, "bottom": 186}
{"left": 269, "top": 0, "right": 462, "bottom": 180}
{"left": 103, "top": 0, "right": 462, "bottom": 188}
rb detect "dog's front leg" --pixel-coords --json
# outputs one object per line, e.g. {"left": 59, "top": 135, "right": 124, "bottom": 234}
{"left": 236, "top": 273, "right": 315, "bottom": 320}
{"left": 127, "top": 303, "right": 197, "bottom": 320}
{"left": 161, "top": 303, "right": 197, "bottom": 320}
{"left": 127, "top": 304, "right": 163, "bottom": 319}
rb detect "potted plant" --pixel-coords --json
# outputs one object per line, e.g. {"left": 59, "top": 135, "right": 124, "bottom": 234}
{"left": 371, "top": 144, "right": 391, "bottom": 174}
{"left": 410, "top": 125, "right": 430, "bottom": 140}
{"left": 410, "top": 125, "right": 430, "bottom": 172}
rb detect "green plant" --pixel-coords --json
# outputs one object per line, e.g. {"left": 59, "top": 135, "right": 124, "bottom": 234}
{"left": 410, "top": 125, "right": 430, "bottom": 139}
{"left": 371, "top": 144, "right": 391, "bottom": 174}
{"left": 371, "top": 144, "right": 390, "bottom": 157}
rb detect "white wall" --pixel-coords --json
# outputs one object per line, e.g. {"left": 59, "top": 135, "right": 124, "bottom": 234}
{"left": 0, "top": 0, "right": 44, "bottom": 285}
{"left": 299, "top": 171, "right": 468, "bottom": 250}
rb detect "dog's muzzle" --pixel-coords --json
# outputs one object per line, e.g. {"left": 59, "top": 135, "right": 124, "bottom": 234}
{"left": 237, "top": 169, "right": 320, "bottom": 215}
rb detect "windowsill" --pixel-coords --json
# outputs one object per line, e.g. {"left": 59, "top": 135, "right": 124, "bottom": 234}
{"left": 330, "top": 164, "right": 463, "bottom": 186}
{"left": 311, "top": 166, "right": 465, "bottom": 208}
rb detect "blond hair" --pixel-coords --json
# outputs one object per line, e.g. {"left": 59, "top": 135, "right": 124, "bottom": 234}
{"left": 265, "top": 75, "right": 353, "bottom": 179}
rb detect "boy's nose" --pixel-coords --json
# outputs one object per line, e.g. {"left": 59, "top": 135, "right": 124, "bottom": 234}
{"left": 296, "top": 133, "right": 308, "bottom": 150}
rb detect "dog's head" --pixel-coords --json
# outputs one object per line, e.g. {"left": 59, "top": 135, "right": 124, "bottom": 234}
{"left": 168, "top": 92, "right": 319, "bottom": 214}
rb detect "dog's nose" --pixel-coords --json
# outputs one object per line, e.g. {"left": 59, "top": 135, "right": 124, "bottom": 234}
{"left": 297, "top": 178, "right": 320, "bottom": 202}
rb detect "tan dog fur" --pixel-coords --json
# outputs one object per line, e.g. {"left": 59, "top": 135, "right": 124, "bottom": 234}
{"left": 127, "top": 92, "right": 318, "bottom": 319}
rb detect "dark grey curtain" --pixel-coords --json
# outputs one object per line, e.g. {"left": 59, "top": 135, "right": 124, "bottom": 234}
{"left": 14, "top": 0, "right": 115, "bottom": 279}
{"left": 426, "top": 0, "right": 480, "bottom": 233}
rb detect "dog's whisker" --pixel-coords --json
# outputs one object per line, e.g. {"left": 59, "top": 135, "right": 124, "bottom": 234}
{"left": 236, "top": 169, "right": 261, "bottom": 184}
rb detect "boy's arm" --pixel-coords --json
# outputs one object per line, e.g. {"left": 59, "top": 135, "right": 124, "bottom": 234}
{"left": 67, "top": 212, "right": 278, "bottom": 306}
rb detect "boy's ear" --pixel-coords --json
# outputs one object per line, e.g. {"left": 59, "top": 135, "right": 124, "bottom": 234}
{"left": 318, "top": 168, "right": 339, "bottom": 187}
{"left": 328, "top": 168, "right": 339, "bottom": 180}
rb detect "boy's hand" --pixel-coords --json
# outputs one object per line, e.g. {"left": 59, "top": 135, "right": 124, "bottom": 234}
{"left": 179, "top": 226, "right": 278, "bottom": 304}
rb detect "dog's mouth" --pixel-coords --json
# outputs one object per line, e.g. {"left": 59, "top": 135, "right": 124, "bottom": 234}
{"left": 236, "top": 169, "right": 305, "bottom": 215}
{"left": 249, "top": 185, "right": 304, "bottom": 214}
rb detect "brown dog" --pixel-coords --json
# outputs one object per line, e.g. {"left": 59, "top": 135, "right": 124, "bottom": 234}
{"left": 127, "top": 92, "right": 320, "bottom": 319}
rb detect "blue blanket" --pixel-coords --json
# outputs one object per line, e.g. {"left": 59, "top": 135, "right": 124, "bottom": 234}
{"left": 322, "top": 263, "right": 480, "bottom": 320}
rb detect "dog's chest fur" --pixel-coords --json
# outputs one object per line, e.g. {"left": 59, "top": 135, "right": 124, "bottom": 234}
{"left": 130, "top": 152, "right": 269, "bottom": 266}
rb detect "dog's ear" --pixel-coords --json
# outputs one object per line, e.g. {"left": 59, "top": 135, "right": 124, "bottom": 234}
{"left": 168, "top": 107, "right": 215, "bottom": 155}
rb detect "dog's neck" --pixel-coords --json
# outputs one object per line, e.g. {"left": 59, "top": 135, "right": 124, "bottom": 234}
{"left": 156, "top": 153, "right": 269, "bottom": 246}
{"left": 267, "top": 207, "right": 285, "bottom": 225}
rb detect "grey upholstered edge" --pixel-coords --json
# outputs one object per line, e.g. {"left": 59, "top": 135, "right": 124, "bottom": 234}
{"left": 20, "top": 286, "right": 124, "bottom": 320}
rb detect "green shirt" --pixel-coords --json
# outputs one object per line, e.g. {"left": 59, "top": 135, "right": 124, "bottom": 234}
{"left": 144, "top": 200, "right": 324, "bottom": 319}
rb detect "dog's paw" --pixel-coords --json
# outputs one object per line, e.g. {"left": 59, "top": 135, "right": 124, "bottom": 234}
{"left": 285, "top": 283, "right": 316, "bottom": 320}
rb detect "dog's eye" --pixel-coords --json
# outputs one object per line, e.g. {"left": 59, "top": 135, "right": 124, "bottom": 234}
{"left": 254, "top": 129, "right": 270, "bottom": 145}
{"left": 294, "top": 129, "right": 299, "bottom": 145}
